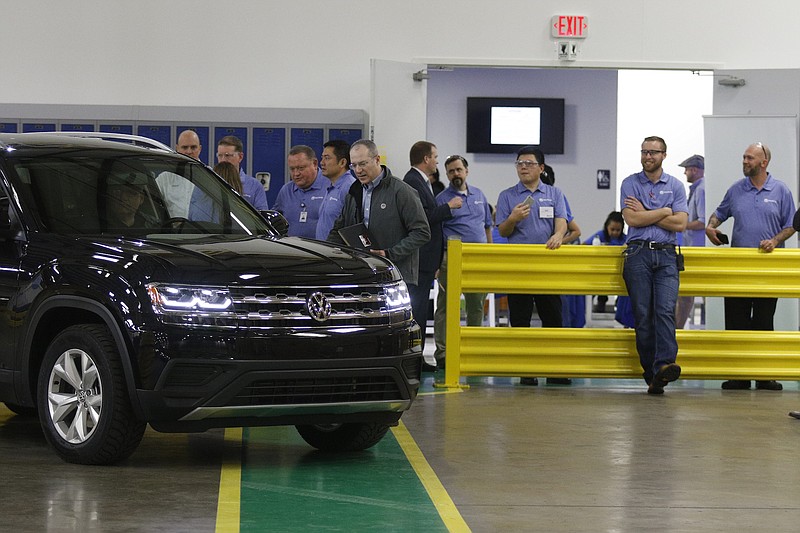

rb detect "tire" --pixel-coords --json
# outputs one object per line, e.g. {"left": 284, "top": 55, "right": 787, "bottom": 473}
{"left": 37, "top": 324, "right": 146, "bottom": 465}
{"left": 3, "top": 402, "right": 38, "bottom": 417}
{"left": 296, "top": 422, "right": 391, "bottom": 452}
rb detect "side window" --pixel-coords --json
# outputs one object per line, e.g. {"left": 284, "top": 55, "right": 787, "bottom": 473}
{"left": 0, "top": 182, "right": 25, "bottom": 246}
{"left": 0, "top": 187, "right": 10, "bottom": 231}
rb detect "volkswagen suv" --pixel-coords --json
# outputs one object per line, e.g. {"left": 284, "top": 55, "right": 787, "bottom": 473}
{"left": 0, "top": 132, "right": 421, "bottom": 464}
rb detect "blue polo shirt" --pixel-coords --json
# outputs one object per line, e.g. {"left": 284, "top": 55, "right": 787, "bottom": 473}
{"left": 713, "top": 173, "right": 796, "bottom": 248}
{"left": 273, "top": 175, "right": 331, "bottom": 238}
{"left": 436, "top": 184, "right": 492, "bottom": 244}
{"left": 240, "top": 170, "right": 268, "bottom": 211}
{"left": 619, "top": 170, "right": 688, "bottom": 244}
{"left": 315, "top": 171, "right": 357, "bottom": 240}
{"left": 496, "top": 181, "right": 567, "bottom": 244}
{"left": 583, "top": 229, "right": 627, "bottom": 246}
{"left": 684, "top": 177, "right": 706, "bottom": 246}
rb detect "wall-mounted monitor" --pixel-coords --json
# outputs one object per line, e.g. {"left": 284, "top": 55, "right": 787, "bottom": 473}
{"left": 466, "top": 97, "right": 565, "bottom": 154}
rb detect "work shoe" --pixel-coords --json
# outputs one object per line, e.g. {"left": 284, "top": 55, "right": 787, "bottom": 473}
{"left": 546, "top": 378, "right": 572, "bottom": 385}
{"left": 646, "top": 363, "right": 680, "bottom": 394}
{"left": 721, "top": 380, "right": 751, "bottom": 390}
{"left": 520, "top": 377, "right": 538, "bottom": 386}
{"left": 653, "top": 363, "right": 681, "bottom": 385}
{"left": 755, "top": 380, "right": 783, "bottom": 391}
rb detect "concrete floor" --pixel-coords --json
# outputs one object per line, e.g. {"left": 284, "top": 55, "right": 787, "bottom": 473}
{"left": 3, "top": 375, "right": 800, "bottom": 532}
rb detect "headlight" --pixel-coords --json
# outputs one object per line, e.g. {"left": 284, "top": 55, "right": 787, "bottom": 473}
{"left": 146, "top": 283, "right": 232, "bottom": 313}
{"left": 384, "top": 281, "right": 411, "bottom": 310}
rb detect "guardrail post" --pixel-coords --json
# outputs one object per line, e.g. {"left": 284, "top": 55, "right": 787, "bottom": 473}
{"left": 441, "top": 238, "right": 464, "bottom": 388}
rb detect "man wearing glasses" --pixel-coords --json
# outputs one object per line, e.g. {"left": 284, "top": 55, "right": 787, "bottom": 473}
{"left": 216, "top": 135, "right": 268, "bottom": 211}
{"left": 328, "top": 139, "right": 430, "bottom": 288}
{"left": 496, "top": 146, "right": 568, "bottom": 386}
{"left": 620, "top": 136, "right": 687, "bottom": 395}
{"left": 706, "top": 142, "right": 796, "bottom": 391}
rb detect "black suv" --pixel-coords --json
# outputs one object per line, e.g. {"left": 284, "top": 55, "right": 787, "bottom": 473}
{"left": 0, "top": 132, "right": 421, "bottom": 464}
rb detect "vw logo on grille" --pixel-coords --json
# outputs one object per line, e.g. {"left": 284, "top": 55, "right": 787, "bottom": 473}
{"left": 306, "top": 292, "right": 332, "bottom": 322}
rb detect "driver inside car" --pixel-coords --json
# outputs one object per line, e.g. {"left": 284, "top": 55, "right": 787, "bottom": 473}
{"left": 104, "top": 173, "right": 154, "bottom": 232}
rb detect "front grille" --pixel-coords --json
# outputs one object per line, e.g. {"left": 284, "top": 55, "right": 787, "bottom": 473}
{"left": 153, "top": 283, "right": 412, "bottom": 329}
{"left": 228, "top": 285, "right": 390, "bottom": 327}
{"left": 229, "top": 375, "right": 402, "bottom": 406}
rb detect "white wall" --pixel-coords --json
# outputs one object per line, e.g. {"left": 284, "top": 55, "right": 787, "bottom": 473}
{"left": 2, "top": 1, "right": 800, "bottom": 111}
{"left": 426, "top": 68, "right": 617, "bottom": 235}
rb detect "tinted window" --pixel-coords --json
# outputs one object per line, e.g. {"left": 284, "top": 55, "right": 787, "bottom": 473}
{"left": 9, "top": 151, "right": 271, "bottom": 238}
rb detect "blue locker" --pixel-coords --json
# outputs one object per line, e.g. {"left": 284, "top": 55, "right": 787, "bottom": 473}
{"left": 176, "top": 125, "right": 210, "bottom": 165}
{"left": 214, "top": 127, "right": 248, "bottom": 171}
{"left": 290, "top": 127, "right": 324, "bottom": 159}
{"left": 252, "top": 127, "right": 286, "bottom": 209}
{"left": 60, "top": 123, "right": 95, "bottom": 132}
{"left": 0, "top": 123, "right": 18, "bottom": 133}
{"left": 137, "top": 125, "right": 172, "bottom": 147}
{"left": 22, "top": 123, "right": 56, "bottom": 133}
{"left": 99, "top": 124, "right": 134, "bottom": 135}
{"left": 328, "top": 128, "right": 362, "bottom": 147}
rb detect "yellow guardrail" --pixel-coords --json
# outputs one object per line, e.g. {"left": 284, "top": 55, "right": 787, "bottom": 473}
{"left": 441, "top": 241, "right": 800, "bottom": 388}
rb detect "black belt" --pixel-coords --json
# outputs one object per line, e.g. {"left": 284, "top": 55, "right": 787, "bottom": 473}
{"left": 628, "top": 240, "right": 675, "bottom": 250}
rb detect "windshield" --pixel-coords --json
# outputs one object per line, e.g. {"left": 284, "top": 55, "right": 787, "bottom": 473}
{"left": 9, "top": 149, "right": 273, "bottom": 238}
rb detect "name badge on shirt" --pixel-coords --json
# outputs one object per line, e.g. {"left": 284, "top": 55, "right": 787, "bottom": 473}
{"left": 299, "top": 211, "right": 308, "bottom": 223}
{"left": 539, "top": 206, "right": 554, "bottom": 219}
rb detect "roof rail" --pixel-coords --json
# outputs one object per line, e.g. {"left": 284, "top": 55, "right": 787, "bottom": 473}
{"left": 26, "top": 131, "right": 175, "bottom": 152}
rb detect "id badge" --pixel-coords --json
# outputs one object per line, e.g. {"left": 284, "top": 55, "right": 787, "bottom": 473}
{"left": 299, "top": 211, "right": 308, "bottom": 223}
{"left": 539, "top": 206, "right": 554, "bottom": 219}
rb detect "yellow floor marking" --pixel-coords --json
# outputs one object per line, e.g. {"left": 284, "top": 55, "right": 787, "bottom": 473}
{"left": 215, "top": 427, "right": 243, "bottom": 533}
{"left": 418, "top": 386, "right": 464, "bottom": 396}
{"left": 392, "top": 421, "right": 471, "bottom": 532}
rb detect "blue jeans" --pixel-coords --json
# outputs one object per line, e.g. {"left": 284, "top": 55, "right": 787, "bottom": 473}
{"left": 622, "top": 242, "right": 680, "bottom": 383}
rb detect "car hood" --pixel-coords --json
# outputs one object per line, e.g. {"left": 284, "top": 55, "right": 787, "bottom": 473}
{"left": 45, "top": 234, "right": 398, "bottom": 286}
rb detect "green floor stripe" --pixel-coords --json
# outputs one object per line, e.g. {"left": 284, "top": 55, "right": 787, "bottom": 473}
{"left": 239, "top": 426, "right": 449, "bottom": 532}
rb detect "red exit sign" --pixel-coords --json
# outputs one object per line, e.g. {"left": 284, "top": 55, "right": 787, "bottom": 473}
{"left": 551, "top": 15, "right": 588, "bottom": 38}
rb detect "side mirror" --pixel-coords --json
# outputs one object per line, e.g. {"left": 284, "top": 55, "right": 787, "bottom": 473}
{"left": 261, "top": 210, "right": 289, "bottom": 237}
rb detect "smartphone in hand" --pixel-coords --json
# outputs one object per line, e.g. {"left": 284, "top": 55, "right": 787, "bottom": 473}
{"left": 717, "top": 232, "right": 729, "bottom": 245}
{"left": 522, "top": 196, "right": 534, "bottom": 208}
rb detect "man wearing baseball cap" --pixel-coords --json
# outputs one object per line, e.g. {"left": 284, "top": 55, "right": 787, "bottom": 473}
{"left": 675, "top": 154, "right": 705, "bottom": 330}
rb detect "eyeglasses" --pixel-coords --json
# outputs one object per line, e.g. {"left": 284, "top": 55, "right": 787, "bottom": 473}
{"left": 349, "top": 160, "right": 373, "bottom": 170}
{"left": 515, "top": 160, "right": 540, "bottom": 168}
{"left": 445, "top": 155, "right": 466, "bottom": 166}
{"left": 216, "top": 151, "right": 240, "bottom": 160}
{"left": 756, "top": 142, "right": 769, "bottom": 159}
{"left": 640, "top": 150, "right": 666, "bottom": 157}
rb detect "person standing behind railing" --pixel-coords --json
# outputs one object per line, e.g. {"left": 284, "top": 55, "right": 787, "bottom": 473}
{"left": 432, "top": 155, "right": 492, "bottom": 370}
{"left": 706, "top": 142, "right": 796, "bottom": 391}
{"left": 620, "top": 136, "right": 687, "bottom": 395}
{"left": 675, "top": 155, "right": 706, "bottom": 329}
{"left": 496, "top": 146, "right": 569, "bottom": 386}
